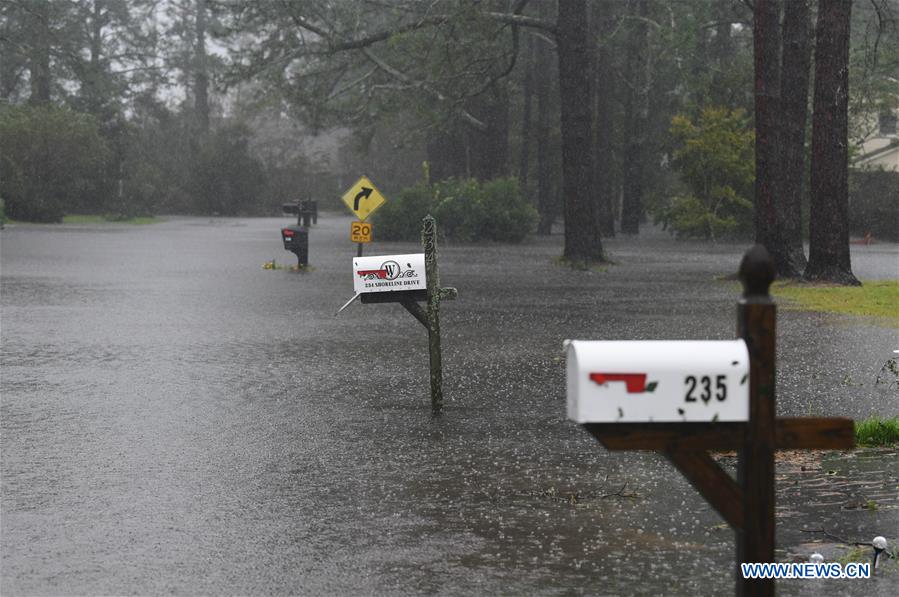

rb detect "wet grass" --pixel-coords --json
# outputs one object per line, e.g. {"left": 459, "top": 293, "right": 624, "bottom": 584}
{"left": 771, "top": 280, "right": 899, "bottom": 326}
{"left": 854, "top": 416, "right": 899, "bottom": 447}
{"left": 836, "top": 544, "right": 897, "bottom": 574}
{"left": 553, "top": 256, "right": 609, "bottom": 273}
{"left": 262, "top": 259, "right": 285, "bottom": 270}
{"left": 62, "top": 214, "right": 162, "bottom": 225}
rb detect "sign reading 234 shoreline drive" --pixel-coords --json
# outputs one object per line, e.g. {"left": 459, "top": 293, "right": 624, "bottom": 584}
{"left": 566, "top": 339, "right": 750, "bottom": 423}
{"left": 353, "top": 254, "right": 426, "bottom": 294}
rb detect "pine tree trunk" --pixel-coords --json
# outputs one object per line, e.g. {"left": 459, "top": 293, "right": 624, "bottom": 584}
{"left": 621, "top": 0, "right": 650, "bottom": 235}
{"left": 469, "top": 83, "right": 510, "bottom": 181}
{"left": 593, "top": 2, "right": 615, "bottom": 237}
{"left": 426, "top": 129, "right": 468, "bottom": 182}
{"left": 194, "top": 0, "right": 210, "bottom": 135}
{"left": 28, "top": 0, "right": 51, "bottom": 105}
{"left": 709, "top": 0, "right": 737, "bottom": 105}
{"left": 535, "top": 34, "right": 554, "bottom": 235}
{"left": 754, "top": 0, "right": 797, "bottom": 276}
{"left": 518, "top": 36, "right": 534, "bottom": 191}
{"left": 558, "top": 0, "right": 604, "bottom": 262}
{"left": 778, "top": 0, "right": 811, "bottom": 275}
{"left": 805, "top": 0, "right": 859, "bottom": 285}
{"left": 84, "top": 0, "right": 106, "bottom": 117}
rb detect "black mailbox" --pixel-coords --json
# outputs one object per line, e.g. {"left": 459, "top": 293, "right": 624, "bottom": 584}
{"left": 282, "top": 200, "right": 318, "bottom": 227}
{"left": 305, "top": 200, "right": 318, "bottom": 225}
{"left": 282, "top": 226, "right": 308, "bottom": 266}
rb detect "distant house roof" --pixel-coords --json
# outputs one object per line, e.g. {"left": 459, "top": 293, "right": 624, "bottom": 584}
{"left": 853, "top": 106, "right": 899, "bottom": 171}
{"left": 854, "top": 138, "right": 899, "bottom": 171}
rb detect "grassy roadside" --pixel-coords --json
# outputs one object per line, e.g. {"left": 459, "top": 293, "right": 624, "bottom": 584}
{"left": 62, "top": 215, "right": 162, "bottom": 225}
{"left": 771, "top": 280, "right": 899, "bottom": 327}
{"left": 854, "top": 416, "right": 899, "bottom": 447}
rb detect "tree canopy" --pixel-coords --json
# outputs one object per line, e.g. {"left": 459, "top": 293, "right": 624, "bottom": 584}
{"left": 0, "top": 0, "right": 895, "bottom": 281}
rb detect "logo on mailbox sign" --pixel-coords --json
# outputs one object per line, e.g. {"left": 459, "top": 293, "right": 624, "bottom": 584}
{"left": 353, "top": 253, "right": 426, "bottom": 295}
{"left": 357, "top": 260, "right": 419, "bottom": 281}
{"left": 590, "top": 373, "right": 658, "bottom": 394}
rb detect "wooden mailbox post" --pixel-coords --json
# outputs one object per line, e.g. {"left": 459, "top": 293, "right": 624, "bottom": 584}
{"left": 355, "top": 215, "right": 456, "bottom": 413}
{"left": 576, "top": 245, "right": 854, "bottom": 596}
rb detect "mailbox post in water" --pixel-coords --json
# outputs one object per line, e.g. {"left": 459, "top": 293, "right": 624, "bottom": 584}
{"left": 281, "top": 226, "right": 308, "bottom": 267}
{"left": 348, "top": 215, "right": 456, "bottom": 413}
{"left": 568, "top": 245, "right": 854, "bottom": 597}
{"left": 281, "top": 200, "right": 315, "bottom": 267}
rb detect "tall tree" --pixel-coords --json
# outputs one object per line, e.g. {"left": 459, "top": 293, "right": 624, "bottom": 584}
{"left": 534, "top": 32, "right": 555, "bottom": 235}
{"left": 558, "top": 0, "right": 604, "bottom": 262}
{"left": 518, "top": 35, "right": 534, "bottom": 190}
{"left": 468, "top": 81, "right": 510, "bottom": 180}
{"left": 620, "top": 0, "right": 651, "bottom": 235}
{"left": 0, "top": 2, "right": 35, "bottom": 102}
{"left": 25, "top": 0, "right": 53, "bottom": 105}
{"left": 164, "top": 0, "right": 214, "bottom": 134}
{"left": 708, "top": 0, "right": 738, "bottom": 105}
{"left": 777, "top": 0, "right": 812, "bottom": 275}
{"left": 753, "top": 0, "right": 801, "bottom": 277}
{"left": 593, "top": 1, "right": 616, "bottom": 237}
{"left": 805, "top": 0, "right": 860, "bottom": 285}
{"left": 194, "top": 0, "right": 210, "bottom": 135}
{"left": 426, "top": 127, "right": 468, "bottom": 181}
{"left": 74, "top": 0, "right": 119, "bottom": 119}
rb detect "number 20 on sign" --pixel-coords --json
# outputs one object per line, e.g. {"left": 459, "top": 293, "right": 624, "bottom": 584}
{"left": 351, "top": 221, "right": 372, "bottom": 243}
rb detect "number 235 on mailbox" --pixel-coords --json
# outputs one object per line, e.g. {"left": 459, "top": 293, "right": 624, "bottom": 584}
{"left": 566, "top": 340, "right": 750, "bottom": 424}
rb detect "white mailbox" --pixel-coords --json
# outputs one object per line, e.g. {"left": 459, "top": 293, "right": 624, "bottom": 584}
{"left": 566, "top": 340, "right": 750, "bottom": 423}
{"left": 353, "top": 253, "right": 426, "bottom": 294}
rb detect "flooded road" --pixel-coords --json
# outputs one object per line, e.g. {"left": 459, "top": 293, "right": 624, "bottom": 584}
{"left": 2, "top": 216, "right": 896, "bottom": 595}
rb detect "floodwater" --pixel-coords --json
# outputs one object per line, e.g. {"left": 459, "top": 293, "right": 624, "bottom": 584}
{"left": 1, "top": 215, "right": 896, "bottom": 595}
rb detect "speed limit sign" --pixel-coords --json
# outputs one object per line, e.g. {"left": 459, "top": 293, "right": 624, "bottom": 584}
{"left": 350, "top": 221, "right": 372, "bottom": 243}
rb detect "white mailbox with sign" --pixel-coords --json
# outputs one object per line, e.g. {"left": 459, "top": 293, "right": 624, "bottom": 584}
{"left": 353, "top": 253, "right": 426, "bottom": 294}
{"left": 566, "top": 340, "right": 750, "bottom": 423}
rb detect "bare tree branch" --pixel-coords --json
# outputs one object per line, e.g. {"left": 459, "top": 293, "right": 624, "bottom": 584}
{"left": 483, "top": 12, "right": 556, "bottom": 35}
{"left": 360, "top": 46, "right": 487, "bottom": 131}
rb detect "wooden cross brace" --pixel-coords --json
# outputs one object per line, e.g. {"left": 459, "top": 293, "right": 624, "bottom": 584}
{"left": 581, "top": 245, "right": 854, "bottom": 597}
{"left": 583, "top": 417, "right": 853, "bottom": 532}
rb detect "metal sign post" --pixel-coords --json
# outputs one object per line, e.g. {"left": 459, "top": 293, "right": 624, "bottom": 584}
{"left": 350, "top": 221, "right": 372, "bottom": 257}
{"left": 340, "top": 175, "right": 387, "bottom": 260}
{"left": 571, "top": 245, "right": 854, "bottom": 596}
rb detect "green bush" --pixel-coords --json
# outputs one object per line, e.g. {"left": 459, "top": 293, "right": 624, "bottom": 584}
{"left": 432, "top": 178, "right": 486, "bottom": 241}
{"left": 0, "top": 105, "right": 107, "bottom": 222}
{"left": 658, "top": 107, "right": 755, "bottom": 240}
{"left": 481, "top": 178, "right": 538, "bottom": 242}
{"left": 374, "top": 183, "right": 433, "bottom": 241}
{"left": 373, "top": 177, "right": 535, "bottom": 243}
{"left": 190, "top": 124, "right": 266, "bottom": 216}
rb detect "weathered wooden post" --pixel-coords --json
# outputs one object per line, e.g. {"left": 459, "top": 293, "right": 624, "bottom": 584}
{"left": 737, "top": 245, "right": 777, "bottom": 597}
{"left": 422, "top": 215, "right": 443, "bottom": 412}
{"left": 572, "top": 244, "right": 854, "bottom": 595}
{"left": 350, "top": 215, "right": 456, "bottom": 413}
